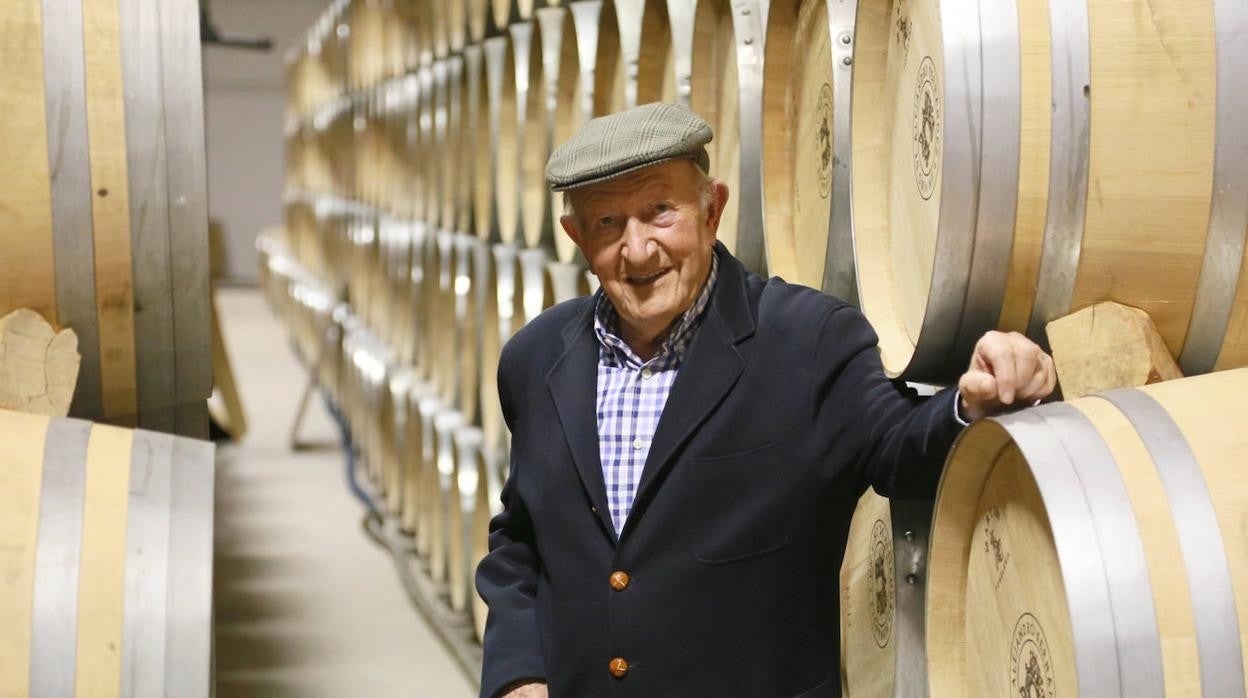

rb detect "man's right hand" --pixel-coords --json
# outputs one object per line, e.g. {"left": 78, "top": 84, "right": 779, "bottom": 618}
{"left": 499, "top": 681, "right": 548, "bottom": 698}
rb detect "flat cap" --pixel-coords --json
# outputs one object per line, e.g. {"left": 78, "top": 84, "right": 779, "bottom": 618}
{"left": 545, "top": 102, "right": 713, "bottom": 192}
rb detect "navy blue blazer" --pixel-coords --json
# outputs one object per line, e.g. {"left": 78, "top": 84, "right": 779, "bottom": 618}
{"left": 476, "top": 244, "right": 963, "bottom": 698}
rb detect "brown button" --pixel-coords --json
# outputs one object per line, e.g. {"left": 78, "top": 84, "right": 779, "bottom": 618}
{"left": 609, "top": 657, "right": 629, "bottom": 678}
{"left": 609, "top": 571, "right": 630, "bottom": 591}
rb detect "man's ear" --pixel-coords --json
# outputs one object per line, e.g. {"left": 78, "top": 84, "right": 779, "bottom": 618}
{"left": 705, "top": 180, "right": 730, "bottom": 239}
{"left": 560, "top": 214, "right": 583, "bottom": 249}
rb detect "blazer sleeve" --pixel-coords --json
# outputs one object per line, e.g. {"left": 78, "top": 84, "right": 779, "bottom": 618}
{"left": 475, "top": 362, "right": 547, "bottom": 698}
{"left": 810, "top": 302, "right": 965, "bottom": 499}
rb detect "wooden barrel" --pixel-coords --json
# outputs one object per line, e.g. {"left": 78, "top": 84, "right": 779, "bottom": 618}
{"left": 394, "top": 0, "right": 435, "bottom": 67}
{"left": 346, "top": 0, "right": 387, "bottom": 90}
{"left": 520, "top": 8, "right": 570, "bottom": 251}
{"left": 519, "top": 248, "right": 555, "bottom": 324}
{"left": 510, "top": 21, "right": 539, "bottom": 247}
{"left": 387, "top": 366, "right": 419, "bottom": 518}
{"left": 760, "top": 0, "right": 853, "bottom": 301}
{"left": 549, "top": 1, "right": 603, "bottom": 264}
{"left": 637, "top": 0, "right": 695, "bottom": 106}
{"left": 546, "top": 260, "right": 592, "bottom": 305}
{"left": 470, "top": 443, "right": 507, "bottom": 643}
{"left": 842, "top": 0, "right": 1248, "bottom": 381}
{"left": 451, "top": 426, "right": 488, "bottom": 614}
{"left": 400, "top": 380, "right": 435, "bottom": 536}
{"left": 445, "top": 0, "right": 467, "bottom": 54}
{"left": 458, "top": 45, "right": 485, "bottom": 237}
{"left": 480, "top": 243, "right": 525, "bottom": 453}
{"left": 414, "top": 393, "right": 444, "bottom": 558}
{"left": 430, "top": 410, "right": 465, "bottom": 586}
{"left": 1, "top": 0, "right": 211, "bottom": 435}
{"left": 421, "top": 63, "right": 444, "bottom": 238}
{"left": 594, "top": 0, "right": 646, "bottom": 115}
{"left": 689, "top": 0, "right": 767, "bottom": 274}
{"left": 453, "top": 233, "right": 486, "bottom": 425}
{"left": 929, "top": 369, "right": 1248, "bottom": 697}
{"left": 0, "top": 409, "right": 214, "bottom": 697}
{"left": 431, "top": 230, "right": 459, "bottom": 405}
{"left": 475, "top": 35, "right": 521, "bottom": 243}
{"left": 467, "top": 0, "right": 490, "bottom": 43}
{"left": 839, "top": 490, "right": 933, "bottom": 698}
{"left": 441, "top": 54, "right": 468, "bottom": 237}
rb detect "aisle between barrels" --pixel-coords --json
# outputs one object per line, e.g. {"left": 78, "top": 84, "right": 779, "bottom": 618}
{"left": 213, "top": 287, "right": 475, "bottom": 698}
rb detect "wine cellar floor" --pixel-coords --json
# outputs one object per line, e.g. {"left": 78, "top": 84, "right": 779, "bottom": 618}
{"left": 211, "top": 287, "right": 474, "bottom": 698}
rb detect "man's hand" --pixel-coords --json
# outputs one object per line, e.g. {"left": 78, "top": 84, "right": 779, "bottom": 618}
{"left": 499, "top": 681, "right": 548, "bottom": 698}
{"left": 957, "top": 330, "right": 1056, "bottom": 422}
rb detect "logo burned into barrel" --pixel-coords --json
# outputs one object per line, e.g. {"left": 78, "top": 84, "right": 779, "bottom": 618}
{"left": 912, "top": 56, "right": 941, "bottom": 200}
{"left": 816, "top": 83, "right": 834, "bottom": 199}
{"left": 869, "top": 519, "right": 895, "bottom": 648}
{"left": 1011, "top": 613, "right": 1055, "bottom": 698}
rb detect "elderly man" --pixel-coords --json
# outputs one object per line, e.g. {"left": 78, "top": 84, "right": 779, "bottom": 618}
{"left": 476, "top": 103, "right": 1054, "bottom": 698}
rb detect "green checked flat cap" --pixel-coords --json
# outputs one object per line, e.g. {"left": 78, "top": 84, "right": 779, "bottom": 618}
{"left": 545, "top": 102, "right": 713, "bottom": 192}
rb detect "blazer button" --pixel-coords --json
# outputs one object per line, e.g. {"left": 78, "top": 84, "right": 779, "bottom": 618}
{"left": 609, "top": 571, "right": 631, "bottom": 591}
{"left": 609, "top": 657, "right": 630, "bottom": 678}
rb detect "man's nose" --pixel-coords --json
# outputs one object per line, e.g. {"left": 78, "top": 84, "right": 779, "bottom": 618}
{"left": 619, "top": 218, "right": 658, "bottom": 264}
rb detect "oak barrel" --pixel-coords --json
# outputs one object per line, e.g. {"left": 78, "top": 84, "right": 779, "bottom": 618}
{"left": 844, "top": 0, "right": 1248, "bottom": 381}
{"left": 546, "top": 260, "right": 592, "bottom": 305}
{"left": 476, "top": 35, "right": 521, "bottom": 243}
{"left": 519, "top": 247, "right": 555, "bottom": 325}
{"left": 0, "top": 409, "right": 214, "bottom": 697}
{"left": 760, "top": 0, "right": 853, "bottom": 297}
{"left": 414, "top": 393, "right": 444, "bottom": 558}
{"left": 480, "top": 243, "right": 525, "bottom": 453}
{"left": 689, "top": 0, "right": 767, "bottom": 274}
{"left": 2, "top": 0, "right": 211, "bottom": 433}
{"left": 470, "top": 443, "right": 507, "bottom": 643}
{"left": 549, "top": 0, "right": 605, "bottom": 264}
{"left": 594, "top": 0, "right": 646, "bottom": 115}
{"left": 429, "top": 409, "right": 465, "bottom": 586}
{"left": 839, "top": 489, "right": 933, "bottom": 698}
{"left": 520, "top": 8, "right": 571, "bottom": 251}
{"left": 929, "top": 369, "right": 1248, "bottom": 696}
{"left": 637, "top": 0, "right": 695, "bottom": 106}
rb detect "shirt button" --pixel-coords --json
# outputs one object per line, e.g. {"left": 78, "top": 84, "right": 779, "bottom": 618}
{"left": 610, "top": 571, "right": 631, "bottom": 591}
{"left": 632, "top": 437, "right": 643, "bottom": 450}
{"left": 641, "top": 368, "right": 653, "bottom": 380}
{"left": 609, "top": 657, "right": 630, "bottom": 678}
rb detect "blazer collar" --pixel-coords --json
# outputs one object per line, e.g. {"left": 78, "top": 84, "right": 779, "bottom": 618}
{"left": 545, "top": 243, "right": 757, "bottom": 544}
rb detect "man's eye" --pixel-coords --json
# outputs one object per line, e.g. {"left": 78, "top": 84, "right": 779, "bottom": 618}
{"left": 654, "top": 203, "right": 670, "bottom": 213}
{"left": 598, "top": 216, "right": 615, "bottom": 228}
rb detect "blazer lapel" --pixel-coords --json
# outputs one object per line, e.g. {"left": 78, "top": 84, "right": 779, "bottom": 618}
{"left": 622, "top": 246, "right": 755, "bottom": 541}
{"left": 546, "top": 301, "right": 617, "bottom": 541}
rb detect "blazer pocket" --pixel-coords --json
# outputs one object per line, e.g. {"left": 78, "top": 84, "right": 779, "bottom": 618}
{"left": 684, "top": 443, "right": 791, "bottom": 564}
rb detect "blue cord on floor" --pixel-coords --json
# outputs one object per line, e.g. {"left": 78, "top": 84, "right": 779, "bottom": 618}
{"left": 323, "top": 394, "right": 382, "bottom": 518}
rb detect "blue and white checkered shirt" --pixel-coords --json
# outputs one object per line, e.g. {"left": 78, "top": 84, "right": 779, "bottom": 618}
{"left": 594, "top": 255, "right": 719, "bottom": 534}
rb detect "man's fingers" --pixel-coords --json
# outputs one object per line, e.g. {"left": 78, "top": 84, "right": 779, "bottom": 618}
{"left": 976, "top": 333, "right": 1016, "bottom": 404}
{"left": 959, "top": 370, "right": 998, "bottom": 403}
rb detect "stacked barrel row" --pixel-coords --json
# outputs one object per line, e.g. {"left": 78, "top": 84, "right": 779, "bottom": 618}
{"left": 264, "top": 0, "right": 1248, "bottom": 695}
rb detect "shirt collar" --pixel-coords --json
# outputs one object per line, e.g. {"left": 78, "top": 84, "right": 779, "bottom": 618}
{"left": 593, "top": 253, "right": 719, "bottom": 365}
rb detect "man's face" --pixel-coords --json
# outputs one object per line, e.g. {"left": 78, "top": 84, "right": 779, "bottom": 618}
{"left": 561, "top": 159, "right": 729, "bottom": 343}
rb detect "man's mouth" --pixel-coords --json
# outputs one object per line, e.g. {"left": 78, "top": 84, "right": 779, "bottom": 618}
{"left": 626, "top": 268, "right": 670, "bottom": 286}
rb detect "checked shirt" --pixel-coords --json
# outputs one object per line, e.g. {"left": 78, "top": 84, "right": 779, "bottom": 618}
{"left": 593, "top": 256, "right": 719, "bottom": 535}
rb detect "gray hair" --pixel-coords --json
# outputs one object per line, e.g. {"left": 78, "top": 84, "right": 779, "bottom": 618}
{"left": 562, "top": 164, "right": 717, "bottom": 232}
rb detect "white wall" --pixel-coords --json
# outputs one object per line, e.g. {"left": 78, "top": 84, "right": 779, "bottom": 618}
{"left": 203, "top": 0, "right": 326, "bottom": 283}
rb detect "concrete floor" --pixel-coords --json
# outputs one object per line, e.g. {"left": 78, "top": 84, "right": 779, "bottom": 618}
{"left": 212, "top": 287, "right": 476, "bottom": 698}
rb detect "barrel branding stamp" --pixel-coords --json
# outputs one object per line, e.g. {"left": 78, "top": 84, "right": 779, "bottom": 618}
{"left": 892, "top": 0, "right": 911, "bottom": 66}
{"left": 816, "top": 83, "right": 834, "bottom": 199}
{"left": 869, "top": 518, "right": 895, "bottom": 648}
{"left": 982, "top": 505, "right": 1010, "bottom": 591}
{"left": 1010, "top": 613, "right": 1055, "bottom": 698}
{"left": 912, "top": 56, "right": 940, "bottom": 200}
